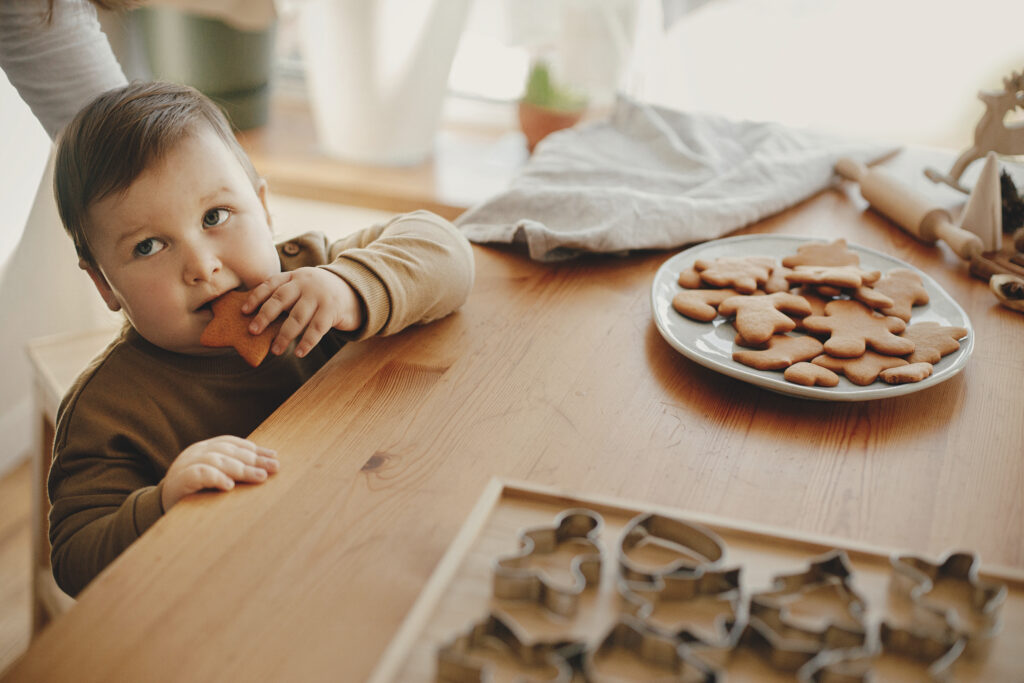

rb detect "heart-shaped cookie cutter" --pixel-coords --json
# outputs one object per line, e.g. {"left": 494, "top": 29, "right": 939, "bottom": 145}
{"left": 617, "top": 513, "right": 726, "bottom": 583}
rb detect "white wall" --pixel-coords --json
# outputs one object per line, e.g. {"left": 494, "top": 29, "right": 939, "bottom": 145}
{"left": 0, "top": 71, "right": 50, "bottom": 477}
{"left": 0, "top": 73, "right": 116, "bottom": 478}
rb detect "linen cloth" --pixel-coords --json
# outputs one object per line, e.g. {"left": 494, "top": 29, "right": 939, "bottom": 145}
{"left": 456, "top": 97, "right": 896, "bottom": 261}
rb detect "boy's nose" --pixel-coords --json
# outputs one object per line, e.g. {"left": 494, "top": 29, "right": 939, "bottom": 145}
{"left": 183, "top": 247, "right": 222, "bottom": 284}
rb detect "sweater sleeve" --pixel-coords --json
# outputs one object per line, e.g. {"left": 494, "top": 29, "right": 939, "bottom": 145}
{"left": 321, "top": 210, "right": 475, "bottom": 340}
{"left": 0, "top": 0, "right": 126, "bottom": 138}
{"left": 48, "top": 383, "right": 166, "bottom": 597}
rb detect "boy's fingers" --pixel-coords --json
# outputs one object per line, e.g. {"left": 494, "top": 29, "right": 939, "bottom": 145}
{"left": 257, "top": 455, "right": 280, "bottom": 473}
{"left": 241, "top": 273, "right": 290, "bottom": 314}
{"left": 272, "top": 299, "right": 317, "bottom": 355}
{"left": 209, "top": 436, "right": 277, "bottom": 460}
{"left": 250, "top": 284, "right": 299, "bottom": 334}
{"left": 295, "top": 314, "right": 331, "bottom": 358}
{"left": 208, "top": 454, "right": 270, "bottom": 483}
{"left": 213, "top": 447, "right": 277, "bottom": 473}
{"left": 185, "top": 464, "right": 235, "bottom": 494}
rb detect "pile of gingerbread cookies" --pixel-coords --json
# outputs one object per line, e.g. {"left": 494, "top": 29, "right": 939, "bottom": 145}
{"left": 671, "top": 239, "right": 969, "bottom": 387}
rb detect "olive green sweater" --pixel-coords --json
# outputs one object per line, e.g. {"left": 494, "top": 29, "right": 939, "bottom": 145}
{"left": 49, "top": 211, "right": 474, "bottom": 596}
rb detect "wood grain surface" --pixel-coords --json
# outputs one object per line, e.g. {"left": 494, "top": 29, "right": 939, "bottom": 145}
{"left": 5, "top": 151, "right": 1022, "bottom": 682}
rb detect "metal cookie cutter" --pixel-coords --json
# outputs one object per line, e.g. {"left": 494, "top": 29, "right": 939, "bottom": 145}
{"left": 436, "top": 611, "right": 577, "bottom": 683}
{"left": 717, "top": 612, "right": 832, "bottom": 676}
{"left": 705, "top": 552, "right": 869, "bottom": 679}
{"left": 889, "top": 550, "right": 1007, "bottom": 657}
{"left": 798, "top": 621, "right": 965, "bottom": 683}
{"left": 492, "top": 508, "right": 604, "bottom": 618}
{"left": 710, "top": 597, "right": 864, "bottom": 678}
{"left": 740, "top": 596, "right": 865, "bottom": 670}
{"left": 752, "top": 550, "right": 869, "bottom": 652}
{"left": 617, "top": 513, "right": 727, "bottom": 583}
{"left": 617, "top": 564, "right": 744, "bottom": 663}
{"left": 584, "top": 616, "right": 718, "bottom": 683}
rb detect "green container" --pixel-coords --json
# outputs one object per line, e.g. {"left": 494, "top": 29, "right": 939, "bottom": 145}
{"left": 136, "top": 7, "right": 276, "bottom": 130}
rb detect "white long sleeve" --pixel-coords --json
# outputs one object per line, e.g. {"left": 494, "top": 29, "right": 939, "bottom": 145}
{"left": 0, "top": 0, "right": 126, "bottom": 138}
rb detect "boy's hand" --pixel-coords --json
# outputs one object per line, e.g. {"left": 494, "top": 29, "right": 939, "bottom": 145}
{"left": 161, "top": 436, "right": 279, "bottom": 510}
{"left": 243, "top": 267, "right": 363, "bottom": 358}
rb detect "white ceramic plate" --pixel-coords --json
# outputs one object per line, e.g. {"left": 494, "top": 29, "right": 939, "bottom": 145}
{"left": 651, "top": 235, "right": 974, "bottom": 401}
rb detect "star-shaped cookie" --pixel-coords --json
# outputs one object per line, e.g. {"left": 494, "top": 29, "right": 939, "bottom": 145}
{"left": 868, "top": 269, "right": 930, "bottom": 321}
{"left": 782, "top": 238, "right": 860, "bottom": 268}
{"left": 900, "top": 322, "right": 968, "bottom": 364}
{"left": 200, "top": 290, "right": 284, "bottom": 367}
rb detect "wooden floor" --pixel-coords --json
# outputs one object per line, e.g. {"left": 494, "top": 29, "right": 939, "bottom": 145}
{"left": 0, "top": 460, "right": 31, "bottom": 676}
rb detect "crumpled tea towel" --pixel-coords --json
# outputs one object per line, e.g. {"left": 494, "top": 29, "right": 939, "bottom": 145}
{"left": 456, "top": 96, "right": 897, "bottom": 261}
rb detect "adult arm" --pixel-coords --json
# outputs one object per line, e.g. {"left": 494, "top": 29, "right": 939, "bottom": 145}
{"left": 0, "top": 0, "right": 126, "bottom": 138}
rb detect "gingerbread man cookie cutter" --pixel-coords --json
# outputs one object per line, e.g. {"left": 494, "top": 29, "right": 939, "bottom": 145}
{"left": 889, "top": 551, "right": 1007, "bottom": 657}
{"left": 492, "top": 508, "right": 604, "bottom": 618}
{"left": 435, "top": 611, "right": 577, "bottom": 683}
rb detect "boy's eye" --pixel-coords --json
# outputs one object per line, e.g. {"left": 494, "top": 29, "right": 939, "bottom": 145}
{"left": 203, "top": 208, "right": 229, "bottom": 228}
{"left": 133, "top": 238, "right": 165, "bottom": 257}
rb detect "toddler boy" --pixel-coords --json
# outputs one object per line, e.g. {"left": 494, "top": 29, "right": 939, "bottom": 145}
{"left": 49, "top": 81, "right": 474, "bottom": 596}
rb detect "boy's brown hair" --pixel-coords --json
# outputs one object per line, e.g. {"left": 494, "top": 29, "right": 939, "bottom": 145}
{"left": 54, "top": 81, "right": 260, "bottom": 266}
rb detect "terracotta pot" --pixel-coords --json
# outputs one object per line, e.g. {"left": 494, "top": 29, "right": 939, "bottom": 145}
{"left": 518, "top": 100, "right": 585, "bottom": 153}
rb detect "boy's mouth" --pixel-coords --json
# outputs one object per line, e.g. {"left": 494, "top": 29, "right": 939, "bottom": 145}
{"left": 195, "top": 288, "right": 245, "bottom": 314}
{"left": 195, "top": 292, "right": 228, "bottom": 314}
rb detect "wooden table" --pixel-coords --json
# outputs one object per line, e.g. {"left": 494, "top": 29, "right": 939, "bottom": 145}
{"left": 5, "top": 150, "right": 1023, "bottom": 682}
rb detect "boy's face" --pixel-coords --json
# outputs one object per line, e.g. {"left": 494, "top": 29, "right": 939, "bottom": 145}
{"left": 84, "top": 126, "right": 282, "bottom": 355}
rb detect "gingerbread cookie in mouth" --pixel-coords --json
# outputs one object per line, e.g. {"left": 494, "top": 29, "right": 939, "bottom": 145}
{"left": 200, "top": 290, "right": 285, "bottom": 367}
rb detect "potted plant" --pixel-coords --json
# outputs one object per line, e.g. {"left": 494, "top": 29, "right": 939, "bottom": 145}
{"left": 517, "top": 60, "right": 587, "bottom": 153}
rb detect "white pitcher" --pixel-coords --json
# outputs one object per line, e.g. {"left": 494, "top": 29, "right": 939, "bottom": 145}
{"left": 298, "top": 0, "right": 471, "bottom": 165}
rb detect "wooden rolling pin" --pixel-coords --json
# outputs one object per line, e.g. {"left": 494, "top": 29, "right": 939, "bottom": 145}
{"left": 835, "top": 157, "right": 983, "bottom": 259}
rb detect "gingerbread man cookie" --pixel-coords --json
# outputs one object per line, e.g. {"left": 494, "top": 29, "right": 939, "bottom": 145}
{"left": 801, "top": 300, "right": 914, "bottom": 358}
{"left": 812, "top": 351, "right": 909, "bottom": 386}
{"left": 200, "top": 290, "right": 285, "bottom": 367}
{"left": 718, "top": 292, "right": 812, "bottom": 345}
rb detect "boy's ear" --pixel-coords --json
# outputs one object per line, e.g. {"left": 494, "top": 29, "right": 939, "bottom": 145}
{"left": 79, "top": 259, "right": 122, "bottom": 312}
{"left": 257, "top": 179, "right": 272, "bottom": 230}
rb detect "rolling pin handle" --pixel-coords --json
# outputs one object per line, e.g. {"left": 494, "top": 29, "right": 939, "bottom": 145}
{"left": 934, "top": 219, "right": 983, "bottom": 260}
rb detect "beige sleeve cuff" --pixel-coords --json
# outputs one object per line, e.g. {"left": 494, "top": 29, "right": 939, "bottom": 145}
{"left": 321, "top": 210, "right": 474, "bottom": 341}
{"left": 320, "top": 258, "right": 391, "bottom": 341}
